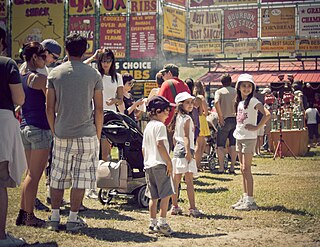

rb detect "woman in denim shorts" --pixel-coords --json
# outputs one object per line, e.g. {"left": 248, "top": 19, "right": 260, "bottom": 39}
{"left": 16, "top": 42, "right": 52, "bottom": 227}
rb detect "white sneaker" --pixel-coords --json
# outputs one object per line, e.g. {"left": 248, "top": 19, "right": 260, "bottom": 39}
{"left": 170, "top": 206, "right": 183, "bottom": 215}
{"left": 85, "top": 189, "right": 98, "bottom": 199}
{"left": 231, "top": 196, "right": 244, "bottom": 209}
{"left": 154, "top": 223, "right": 174, "bottom": 236}
{"left": 235, "top": 201, "right": 258, "bottom": 211}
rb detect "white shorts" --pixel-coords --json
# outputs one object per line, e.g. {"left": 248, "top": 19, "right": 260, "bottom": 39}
{"left": 172, "top": 158, "right": 198, "bottom": 175}
{"left": 257, "top": 125, "right": 265, "bottom": 137}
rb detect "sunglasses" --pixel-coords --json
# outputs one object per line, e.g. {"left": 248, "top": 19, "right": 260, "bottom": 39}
{"left": 48, "top": 51, "right": 59, "bottom": 60}
{"left": 38, "top": 54, "right": 47, "bottom": 60}
{"left": 102, "top": 58, "right": 113, "bottom": 63}
{"left": 161, "top": 70, "right": 168, "bottom": 76}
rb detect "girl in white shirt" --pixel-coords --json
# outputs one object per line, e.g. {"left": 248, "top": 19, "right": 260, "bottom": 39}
{"left": 232, "top": 74, "right": 270, "bottom": 211}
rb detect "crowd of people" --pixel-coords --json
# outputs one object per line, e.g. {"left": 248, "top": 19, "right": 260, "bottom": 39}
{"left": 7, "top": 29, "right": 309, "bottom": 245}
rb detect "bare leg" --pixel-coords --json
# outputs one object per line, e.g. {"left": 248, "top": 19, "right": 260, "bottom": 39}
{"left": 217, "top": 147, "right": 225, "bottom": 172}
{"left": 195, "top": 136, "right": 205, "bottom": 169}
{"left": 241, "top": 153, "right": 254, "bottom": 196}
{"left": 238, "top": 152, "right": 248, "bottom": 194}
{"left": 50, "top": 188, "right": 64, "bottom": 210}
{"left": 171, "top": 174, "right": 182, "bottom": 206}
{"left": 159, "top": 196, "right": 170, "bottom": 218}
{"left": 229, "top": 146, "right": 237, "bottom": 171}
{"left": 149, "top": 199, "right": 158, "bottom": 219}
{"left": 70, "top": 188, "right": 85, "bottom": 212}
{"left": 101, "top": 139, "right": 111, "bottom": 161}
{"left": 184, "top": 172, "right": 196, "bottom": 209}
{"left": 0, "top": 161, "right": 9, "bottom": 239}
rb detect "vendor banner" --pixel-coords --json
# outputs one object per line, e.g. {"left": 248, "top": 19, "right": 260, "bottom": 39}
{"left": 163, "top": 6, "right": 186, "bottom": 39}
{"left": 144, "top": 81, "right": 158, "bottom": 97}
{"left": 189, "top": 11, "right": 221, "bottom": 41}
{"left": 69, "top": 0, "right": 95, "bottom": 15}
{"left": 130, "top": 15, "right": 157, "bottom": 59}
{"left": 298, "top": 5, "right": 320, "bottom": 37}
{"left": 223, "top": 40, "right": 258, "bottom": 54}
{"left": 0, "top": 0, "right": 6, "bottom": 17}
{"left": 163, "top": 38, "right": 186, "bottom": 54}
{"left": 224, "top": 9, "right": 257, "bottom": 39}
{"left": 100, "top": 0, "right": 127, "bottom": 14}
{"left": 190, "top": 0, "right": 256, "bottom": 7}
{"left": 188, "top": 41, "right": 221, "bottom": 56}
{"left": 260, "top": 39, "right": 295, "bottom": 52}
{"left": 11, "top": 0, "right": 64, "bottom": 60}
{"left": 298, "top": 38, "right": 320, "bottom": 51}
{"left": 100, "top": 16, "right": 126, "bottom": 58}
{"left": 131, "top": 0, "right": 156, "bottom": 13}
{"left": 166, "top": 0, "right": 186, "bottom": 7}
{"left": 261, "top": 7, "right": 295, "bottom": 37}
{"left": 69, "top": 16, "right": 95, "bottom": 57}
{"left": 116, "top": 60, "right": 157, "bottom": 80}
{"left": 262, "top": 0, "right": 305, "bottom": 2}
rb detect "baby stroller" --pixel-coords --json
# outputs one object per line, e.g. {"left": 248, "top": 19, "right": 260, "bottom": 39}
{"left": 97, "top": 110, "right": 149, "bottom": 208}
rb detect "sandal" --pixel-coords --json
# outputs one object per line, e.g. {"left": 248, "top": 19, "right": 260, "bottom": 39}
{"left": 25, "top": 212, "right": 46, "bottom": 228}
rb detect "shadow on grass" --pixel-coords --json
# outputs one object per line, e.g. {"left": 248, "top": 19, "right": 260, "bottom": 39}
{"left": 259, "top": 205, "right": 313, "bottom": 216}
{"left": 193, "top": 180, "right": 213, "bottom": 186}
{"left": 80, "top": 227, "right": 157, "bottom": 243}
{"left": 61, "top": 208, "right": 135, "bottom": 221}
{"left": 26, "top": 241, "right": 58, "bottom": 246}
{"left": 252, "top": 173, "right": 278, "bottom": 176}
{"left": 195, "top": 187, "right": 228, "bottom": 194}
{"left": 172, "top": 232, "right": 227, "bottom": 239}
{"left": 199, "top": 175, "right": 233, "bottom": 182}
{"left": 200, "top": 213, "right": 242, "bottom": 220}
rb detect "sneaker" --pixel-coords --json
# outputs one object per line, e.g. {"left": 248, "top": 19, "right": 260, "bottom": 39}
{"left": 15, "top": 209, "right": 26, "bottom": 226}
{"left": 66, "top": 216, "right": 88, "bottom": 232}
{"left": 231, "top": 196, "right": 244, "bottom": 209}
{"left": 85, "top": 189, "right": 98, "bottom": 199}
{"left": 170, "top": 206, "right": 183, "bottom": 215}
{"left": 34, "top": 198, "right": 50, "bottom": 211}
{"left": 25, "top": 212, "right": 46, "bottom": 228}
{"left": 189, "top": 208, "right": 203, "bottom": 218}
{"left": 154, "top": 224, "right": 174, "bottom": 236}
{"left": 234, "top": 201, "right": 258, "bottom": 211}
{"left": 148, "top": 225, "right": 157, "bottom": 234}
{"left": 0, "top": 233, "right": 25, "bottom": 247}
{"left": 47, "top": 217, "right": 60, "bottom": 231}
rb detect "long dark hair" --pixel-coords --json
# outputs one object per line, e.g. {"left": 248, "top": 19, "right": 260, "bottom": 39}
{"left": 234, "top": 81, "right": 254, "bottom": 112}
{"left": 97, "top": 48, "right": 117, "bottom": 83}
{"left": 21, "top": 42, "right": 46, "bottom": 62}
{"left": 168, "top": 102, "right": 192, "bottom": 132}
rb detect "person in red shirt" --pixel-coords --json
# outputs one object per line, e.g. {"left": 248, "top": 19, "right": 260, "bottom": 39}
{"left": 158, "top": 64, "right": 190, "bottom": 125}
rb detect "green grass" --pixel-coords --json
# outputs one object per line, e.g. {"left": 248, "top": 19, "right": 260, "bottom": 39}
{"left": 6, "top": 147, "right": 320, "bottom": 246}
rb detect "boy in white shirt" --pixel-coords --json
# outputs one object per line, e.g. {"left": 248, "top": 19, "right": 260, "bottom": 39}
{"left": 142, "top": 96, "right": 175, "bottom": 236}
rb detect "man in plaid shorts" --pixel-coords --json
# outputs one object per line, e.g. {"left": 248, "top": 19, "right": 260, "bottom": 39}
{"left": 46, "top": 33, "right": 103, "bottom": 232}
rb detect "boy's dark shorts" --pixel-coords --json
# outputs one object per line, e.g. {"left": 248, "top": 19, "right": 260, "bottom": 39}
{"left": 145, "top": 164, "right": 174, "bottom": 199}
{"left": 217, "top": 117, "right": 236, "bottom": 147}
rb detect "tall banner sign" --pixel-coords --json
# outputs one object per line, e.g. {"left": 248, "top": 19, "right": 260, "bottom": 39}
{"left": 163, "top": 38, "right": 186, "bottom": 54}
{"left": 189, "top": 11, "right": 221, "bottom": 41}
{"left": 224, "top": 9, "right": 257, "bottom": 39}
{"left": 261, "top": 7, "right": 295, "bottom": 37}
{"left": 100, "top": 0, "right": 127, "bottom": 14}
{"left": 190, "top": 0, "right": 256, "bottom": 7}
{"left": 260, "top": 39, "right": 295, "bottom": 52}
{"left": 130, "top": 15, "right": 157, "bottom": 59}
{"left": 163, "top": 6, "right": 186, "bottom": 39}
{"left": 0, "top": 0, "right": 6, "bottom": 18}
{"left": 298, "top": 5, "right": 320, "bottom": 37}
{"left": 11, "top": 0, "right": 64, "bottom": 60}
{"left": 69, "top": 0, "right": 95, "bottom": 15}
{"left": 69, "top": 16, "right": 95, "bottom": 56}
{"left": 131, "top": 0, "right": 156, "bottom": 13}
{"left": 166, "top": 0, "right": 186, "bottom": 7}
{"left": 100, "top": 16, "right": 126, "bottom": 58}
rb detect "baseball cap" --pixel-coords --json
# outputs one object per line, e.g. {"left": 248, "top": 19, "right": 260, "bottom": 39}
{"left": 41, "top": 39, "right": 61, "bottom": 57}
{"left": 175, "top": 92, "right": 195, "bottom": 104}
{"left": 147, "top": 96, "right": 175, "bottom": 112}
{"left": 261, "top": 88, "right": 271, "bottom": 94}
{"left": 159, "top": 64, "right": 179, "bottom": 75}
{"left": 235, "top": 73, "right": 256, "bottom": 91}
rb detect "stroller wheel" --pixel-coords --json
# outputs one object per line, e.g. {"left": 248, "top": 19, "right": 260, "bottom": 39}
{"left": 98, "top": 189, "right": 113, "bottom": 205}
{"left": 135, "top": 185, "right": 149, "bottom": 208}
{"left": 208, "top": 154, "right": 218, "bottom": 172}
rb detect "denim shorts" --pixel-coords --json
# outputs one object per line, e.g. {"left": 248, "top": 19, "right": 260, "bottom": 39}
{"left": 216, "top": 117, "right": 236, "bottom": 147}
{"left": 20, "top": 125, "right": 52, "bottom": 150}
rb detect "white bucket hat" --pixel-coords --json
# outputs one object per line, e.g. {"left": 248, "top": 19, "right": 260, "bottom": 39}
{"left": 175, "top": 92, "right": 194, "bottom": 104}
{"left": 235, "top": 73, "right": 256, "bottom": 91}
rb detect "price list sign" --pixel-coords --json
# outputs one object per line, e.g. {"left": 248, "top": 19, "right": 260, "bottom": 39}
{"left": 130, "top": 15, "right": 157, "bottom": 59}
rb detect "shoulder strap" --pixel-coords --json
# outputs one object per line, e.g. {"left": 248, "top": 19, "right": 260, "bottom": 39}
{"left": 167, "top": 80, "right": 177, "bottom": 99}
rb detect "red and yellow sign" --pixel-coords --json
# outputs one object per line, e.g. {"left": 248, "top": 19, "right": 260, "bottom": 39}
{"left": 163, "top": 6, "right": 186, "bottom": 39}
{"left": 188, "top": 41, "right": 221, "bottom": 56}
{"left": 163, "top": 38, "right": 186, "bottom": 54}
{"left": 11, "top": 0, "right": 64, "bottom": 60}
{"left": 100, "top": 16, "right": 126, "bottom": 58}
{"left": 189, "top": 11, "right": 221, "bottom": 41}
{"left": 261, "top": 7, "right": 295, "bottom": 38}
{"left": 69, "top": 0, "right": 95, "bottom": 15}
{"left": 144, "top": 81, "right": 158, "bottom": 96}
{"left": 131, "top": 0, "right": 156, "bottom": 13}
{"left": 298, "top": 39, "right": 320, "bottom": 51}
{"left": 223, "top": 40, "right": 258, "bottom": 54}
{"left": 100, "top": 0, "right": 127, "bottom": 14}
{"left": 260, "top": 39, "right": 295, "bottom": 52}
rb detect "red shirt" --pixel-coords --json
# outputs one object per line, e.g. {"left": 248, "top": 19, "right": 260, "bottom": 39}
{"left": 158, "top": 77, "right": 190, "bottom": 125}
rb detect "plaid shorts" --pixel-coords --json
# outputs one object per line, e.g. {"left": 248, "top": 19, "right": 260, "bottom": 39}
{"left": 50, "top": 136, "right": 99, "bottom": 189}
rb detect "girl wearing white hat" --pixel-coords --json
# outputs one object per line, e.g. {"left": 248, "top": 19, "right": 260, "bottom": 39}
{"left": 232, "top": 74, "right": 270, "bottom": 211}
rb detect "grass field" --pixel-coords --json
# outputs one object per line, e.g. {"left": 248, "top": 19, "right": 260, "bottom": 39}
{"left": 6, "top": 147, "right": 320, "bottom": 247}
